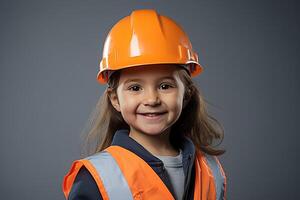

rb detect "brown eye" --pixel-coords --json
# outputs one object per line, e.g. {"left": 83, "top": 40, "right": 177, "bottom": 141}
{"left": 159, "top": 83, "right": 173, "bottom": 90}
{"left": 128, "top": 85, "right": 141, "bottom": 91}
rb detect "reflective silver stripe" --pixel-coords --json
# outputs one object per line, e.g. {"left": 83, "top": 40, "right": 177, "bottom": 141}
{"left": 86, "top": 151, "right": 133, "bottom": 200}
{"left": 204, "top": 155, "right": 225, "bottom": 200}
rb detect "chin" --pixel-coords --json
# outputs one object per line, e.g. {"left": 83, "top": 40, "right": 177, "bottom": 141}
{"left": 136, "top": 126, "right": 170, "bottom": 136}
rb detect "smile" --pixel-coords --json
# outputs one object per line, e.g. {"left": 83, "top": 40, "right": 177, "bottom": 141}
{"left": 137, "top": 112, "right": 167, "bottom": 120}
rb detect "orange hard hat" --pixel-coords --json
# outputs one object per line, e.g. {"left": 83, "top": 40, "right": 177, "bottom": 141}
{"left": 97, "top": 9, "right": 203, "bottom": 84}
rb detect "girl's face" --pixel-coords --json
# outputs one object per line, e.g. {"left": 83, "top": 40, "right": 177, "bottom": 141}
{"left": 109, "top": 64, "right": 185, "bottom": 137}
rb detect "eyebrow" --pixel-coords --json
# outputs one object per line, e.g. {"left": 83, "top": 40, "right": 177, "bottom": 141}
{"left": 124, "top": 76, "right": 176, "bottom": 84}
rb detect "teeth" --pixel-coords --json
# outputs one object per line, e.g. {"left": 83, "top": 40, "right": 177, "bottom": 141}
{"left": 145, "top": 113, "right": 158, "bottom": 117}
{"left": 139, "top": 112, "right": 166, "bottom": 117}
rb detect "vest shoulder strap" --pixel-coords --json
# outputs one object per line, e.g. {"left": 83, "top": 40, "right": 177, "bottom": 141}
{"left": 62, "top": 150, "right": 132, "bottom": 200}
{"left": 194, "top": 151, "right": 227, "bottom": 200}
{"left": 62, "top": 146, "right": 174, "bottom": 200}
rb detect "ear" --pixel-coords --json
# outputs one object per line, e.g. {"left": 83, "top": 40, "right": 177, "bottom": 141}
{"left": 107, "top": 88, "right": 121, "bottom": 112}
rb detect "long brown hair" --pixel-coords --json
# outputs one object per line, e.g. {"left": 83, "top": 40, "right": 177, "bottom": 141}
{"left": 81, "top": 66, "right": 225, "bottom": 157}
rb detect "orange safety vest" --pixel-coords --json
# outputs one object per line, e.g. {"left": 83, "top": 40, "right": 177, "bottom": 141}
{"left": 63, "top": 146, "right": 226, "bottom": 200}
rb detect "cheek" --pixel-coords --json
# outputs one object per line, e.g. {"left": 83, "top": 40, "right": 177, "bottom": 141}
{"left": 118, "top": 94, "right": 138, "bottom": 112}
{"left": 165, "top": 92, "right": 184, "bottom": 112}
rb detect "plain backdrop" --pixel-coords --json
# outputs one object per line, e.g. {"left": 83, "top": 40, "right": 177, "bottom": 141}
{"left": 1, "top": 0, "right": 299, "bottom": 199}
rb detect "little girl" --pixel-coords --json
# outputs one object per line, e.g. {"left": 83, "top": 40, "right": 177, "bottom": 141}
{"left": 63, "top": 9, "right": 226, "bottom": 200}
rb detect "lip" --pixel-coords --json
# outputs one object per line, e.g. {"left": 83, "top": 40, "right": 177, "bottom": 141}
{"left": 137, "top": 112, "right": 167, "bottom": 120}
{"left": 138, "top": 111, "right": 167, "bottom": 115}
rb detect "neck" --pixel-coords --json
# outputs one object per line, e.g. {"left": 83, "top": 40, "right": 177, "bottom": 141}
{"left": 129, "top": 128, "right": 179, "bottom": 156}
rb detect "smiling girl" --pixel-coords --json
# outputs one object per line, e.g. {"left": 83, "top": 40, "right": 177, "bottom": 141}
{"left": 63, "top": 9, "right": 226, "bottom": 200}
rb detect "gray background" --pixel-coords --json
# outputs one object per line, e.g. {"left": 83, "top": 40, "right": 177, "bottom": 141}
{"left": 1, "top": 0, "right": 299, "bottom": 199}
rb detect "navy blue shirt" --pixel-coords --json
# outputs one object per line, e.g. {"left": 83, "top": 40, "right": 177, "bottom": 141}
{"left": 68, "top": 129, "right": 196, "bottom": 200}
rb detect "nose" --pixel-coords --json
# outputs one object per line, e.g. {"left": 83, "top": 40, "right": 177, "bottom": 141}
{"left": 143, "top": 88, "right": 161, "bottom": 106}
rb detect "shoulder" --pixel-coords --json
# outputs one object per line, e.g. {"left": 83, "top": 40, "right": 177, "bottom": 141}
{"left": 197, "top": 152, "right": 227, "bottom": 199}
{"left": 198, "top": 152, "right": 226, "bottom": 179}
{"left": 67, "top": 166, "right": 102, "bottom": 200}
{"left": 63, "top": 152, "right": 109, "bottom": 200}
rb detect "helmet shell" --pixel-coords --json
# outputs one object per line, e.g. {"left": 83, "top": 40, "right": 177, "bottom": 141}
{"left": 97, "top": 9, "right": 203, "bottom": 84}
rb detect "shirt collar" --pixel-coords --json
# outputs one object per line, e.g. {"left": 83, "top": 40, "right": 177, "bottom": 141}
{"left": 111, "top": 129, "right": 195, "bottom": 166}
